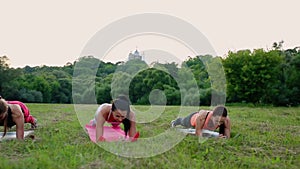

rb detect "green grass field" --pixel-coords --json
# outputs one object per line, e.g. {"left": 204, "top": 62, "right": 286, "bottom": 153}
{"left": 0, "top": 104, "right": 299, "bottom": 169}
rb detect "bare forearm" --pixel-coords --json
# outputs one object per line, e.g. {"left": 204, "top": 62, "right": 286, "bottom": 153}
{"left": 195, "top": 114, "right": 205, "bottom": 136}
{"left": 96, "top": 125, "right": 104, "bottom": 141}
{"left": 195, "top": 129, "right": 202, "bottom": 136}
{"left": 16, "top": 125, "right": 24, "bottom": 140}
{"left": 224, "top": 117, "right": 231, "bottom": 138}
{"left": 225, "top": 129, "right": 230, "bottom": 138}
{"left": 128, "top": 125, "right": 136, "bottom": 137}
{"left": 128, "top": 112, "right": 136, "bottom": 138}
{"left": 16, "top": 132, "right": 24, "bottom": 140}
{"left": 15, "top": 117, "right": 24, "bottom": 140}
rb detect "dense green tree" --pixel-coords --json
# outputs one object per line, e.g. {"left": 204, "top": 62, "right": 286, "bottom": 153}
{"left": 115, "top": 59, "right": 148, "bottom": 75}
{"left": 272, "top": 47, "right": 300, "bottom": 106}
{"left": 1, "top": 45, "right": 299, "bottom": 106}
{"left": 0, "top": 56, "right": 22, "bottom": 98}
{"left": 129, "top": 68, "right": 179, "bottom": 105}
{"left": 223, "top": 49, "right": 282, "bottom": 104}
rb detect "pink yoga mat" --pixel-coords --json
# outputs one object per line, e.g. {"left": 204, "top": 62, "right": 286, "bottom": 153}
{"left": 85, "top": 124, "right": 139, "bottom": 142}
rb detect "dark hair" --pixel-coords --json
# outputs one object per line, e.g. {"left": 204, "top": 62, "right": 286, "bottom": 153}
{"left": 112, "top": 95, "right": 131, "bottom": 137}
{"left": 0, "top": 98, "right": 8, "bottom": 137}
{"left": 212, "top": 105, "right": 227, "bottom": 117}
{"left": 116, "top": 95, "right": 130, "bottom": 104}
{"left": 219, "top": 123, "right": 225, "bottom": 135}
{"left": 211, "top": 106, "right": 227, "bottom": 134}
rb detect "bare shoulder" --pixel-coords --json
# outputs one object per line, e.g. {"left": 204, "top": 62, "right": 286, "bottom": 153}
{"left": 97, "top": 104, "right": 111, "bottom": 116}
{"left": 101, "top": 104, "right": 112, "bottom": 112}
{"left": 226, "top": 116, "right": 231, "bottom": 123}
{"left": 130, "top": 110, "right": 135, "bottom": 116}
{"left": 226, "top": 115, "right": 230, "bottom": 120}
{"left": 125, "top": 110, "right": 134, "bottom": 121}
{"left": 9, "top": 104, "right": 23, "bottom": 118}
{"left": 198, "top": 110, "right": 210, "bottom": 119}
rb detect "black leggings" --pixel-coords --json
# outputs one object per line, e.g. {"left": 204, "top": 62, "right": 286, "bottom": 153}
{"left": 173, "top": 112, "right": 198, "bottom": 128}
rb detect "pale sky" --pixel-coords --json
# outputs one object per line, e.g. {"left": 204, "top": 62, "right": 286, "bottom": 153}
{"left": 1, "top": 0, "right": 299, "bottom": 68}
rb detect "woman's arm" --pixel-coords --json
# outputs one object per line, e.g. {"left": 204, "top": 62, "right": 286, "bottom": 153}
{"left": 224, "top": 117, "right": 231, "bottom": 138}
{"left": 11, "top": 105, "right": 24, "bottom": 140}
{"left": 95, "top": 105, "right": 109, "bottom": 142}
{"left": 128, "top": 111, "right": 136, "bottom": 138}
{"left": 195, "top": 112, "right": 206, "bottom": 136}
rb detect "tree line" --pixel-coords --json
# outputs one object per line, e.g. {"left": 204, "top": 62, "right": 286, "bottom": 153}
{"left": 1, "top": 42, "right": 299, "bottom": 106}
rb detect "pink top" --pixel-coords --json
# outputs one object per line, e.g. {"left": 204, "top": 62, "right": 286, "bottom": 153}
{"left": 190, "top": 111, "right": 219, "bottom": 130}
{"left": 106, "top": 110, "right": 122, "bottom": 128}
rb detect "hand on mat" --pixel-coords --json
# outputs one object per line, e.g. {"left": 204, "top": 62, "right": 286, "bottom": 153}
{"left": 131, "top": 132, "right": 140, "bottom": 142}
{"left": 218, "top": 134, "right": 227, "bottom": 139}
{"left": 98, "top": 136, "right": 106, "bottom": 142}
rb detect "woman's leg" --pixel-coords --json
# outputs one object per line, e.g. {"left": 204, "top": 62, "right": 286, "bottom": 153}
{"left": 172, "top": 117, "right": 183, "bottom": 126}
{"left": 20, "top": 102, "right": 37, "bottom": 129}
{"left": 19, "top": 102, "right": 35, "bottom": 124}
{"left": 171, "top": 112, "right": 197, "bottom": 128}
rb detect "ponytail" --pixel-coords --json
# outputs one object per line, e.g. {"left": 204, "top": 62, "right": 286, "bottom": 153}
{"left": 2, "top": 116, "right": 8, "bottom": 137}
{"left": 122, "top": 118, "right": 131, "bottom": 137}
{"left": 112, "top": 95, "right": 131, "bottom": 137}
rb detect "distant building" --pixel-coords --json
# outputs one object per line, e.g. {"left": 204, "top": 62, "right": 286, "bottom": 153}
{"left": 128, "top": 49, "right": 144, "bottom": 61}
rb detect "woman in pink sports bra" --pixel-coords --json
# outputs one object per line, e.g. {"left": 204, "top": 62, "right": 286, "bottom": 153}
{"left": 171, "top": 105, "right": 231, "bottom": 138}
{"left": 92, "top": 95, "right": 137, "bottom": 142}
